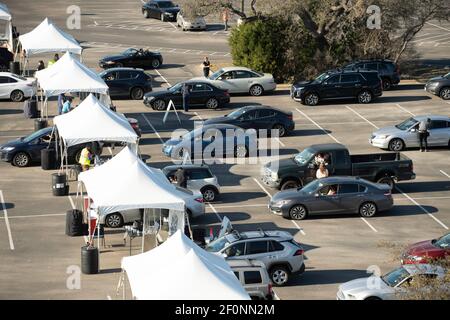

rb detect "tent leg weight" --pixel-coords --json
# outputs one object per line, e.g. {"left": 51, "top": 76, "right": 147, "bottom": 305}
{"left": 65, "top": 209, "right": 83, "bottom": 236}
{"left": 52, "top": 172, "right": 69, "bottom": 196}
{"left": 81, "top": 245, "right": 99, "bottom": 274}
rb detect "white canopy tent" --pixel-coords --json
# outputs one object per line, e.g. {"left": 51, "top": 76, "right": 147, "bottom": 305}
{"left": 35, "top": 52, "right": 109, "bottom": 118}
{"left": 121, "top": 230, "right": 250, "bottom": 300}
{"left": 0, "top": 3, "right": 13, "bottom": 52}
{"left": 18, "top": 18, "right": 82, "bottom": 56}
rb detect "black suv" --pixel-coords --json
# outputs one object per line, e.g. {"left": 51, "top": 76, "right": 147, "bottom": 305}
{"left": 425, "top": 72, "right": 450, "bottom": 100}
{"left": 291, "top": 69, "right": 382, "bottom": 106}
{"left": 142, "top": 0, "right": 180, "bottom": 21}
{"left": 99, "top": 68, "right": 152, "bottom": 100}
{"left": 343, "top": 59, "right": 400, "bottom": 90}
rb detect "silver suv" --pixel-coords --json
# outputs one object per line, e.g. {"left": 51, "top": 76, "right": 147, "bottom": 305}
{"left": 205, "top": 229, "right": 305, "bottom": 286}
{"left": 228, "top": 260, "right": 274, "bottom": 300}
{"left": 163, "top": 164, "right": 221, "bottom": 202}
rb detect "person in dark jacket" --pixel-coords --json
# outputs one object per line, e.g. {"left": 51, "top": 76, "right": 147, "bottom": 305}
{"left": 37, "top": 60, "right": 45, "bottom": 71}
{"left": 174, "top": 168, "right": 187, "bottom": 188}
{"left": 202, "top": 57, "right": 210, "bottom": 77}
{"left": 418, "top": 118, "right": 431, "bottom": 152}
{"left": 182, "top": 83, "right": 190, "bottom": 112}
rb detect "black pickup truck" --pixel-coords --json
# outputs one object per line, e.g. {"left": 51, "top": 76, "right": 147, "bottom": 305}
{"left": 261, "top": 143, "right": 415, "bottom": 190}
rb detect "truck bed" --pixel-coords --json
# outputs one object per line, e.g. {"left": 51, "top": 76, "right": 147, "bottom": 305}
{"left": 350, "top": 152, "right": 410, "bottom": 164}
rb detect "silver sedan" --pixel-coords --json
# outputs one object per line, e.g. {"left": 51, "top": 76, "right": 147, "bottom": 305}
{"left": 370, "top": 115, "right": 450, "bottom": 151}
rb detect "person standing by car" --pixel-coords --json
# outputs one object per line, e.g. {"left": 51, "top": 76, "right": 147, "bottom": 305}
{"left": 316, "top": 163, "right": 329, "bottom": 179}
{"left": 57, "top": 93, "right": 66, "bottom": 115}
{"left": 61, "top": 96, "right": 72, "bottom": 114}
{"left": 222, "top": 8, "right": 230, "bottom": 31}
{"left": 174, "top": 167, "right": 187, "bottom": 188}
{"left": 202, "top": 57, "right": 211, "bottom": 78}
{"left": 418, "top": 118, "right": 431, "bottom": 152}
{"left": 182, "top": 83, "right": 190, "bottom": 112}
{"left": 79, "top": 145, "right": 93, "bottom": 172}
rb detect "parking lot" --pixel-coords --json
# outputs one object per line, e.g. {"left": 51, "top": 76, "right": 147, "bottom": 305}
{"left": 0, "top": 0, "right": 449, "bottom": 300}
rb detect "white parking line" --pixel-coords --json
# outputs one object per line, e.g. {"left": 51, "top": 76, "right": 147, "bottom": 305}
{"left": 0, "top": 213, "right": 66, "bottom": 219}
{"left": 253, "top": 178, "right": 272, "bottom": 199}
{"left": 0, "top": 190, "right": 15, "bottom": 250}
{"left": 426, "top": 22, "right": 450, "bottom": 32}
{"left": 193, "top": 112, "right": 203, "bottom": 121}
{"left": 345, "top": 106, "right": 379, "bottom": 129}
{"left": 154, "top": 69, "right": 171, "bottom": 87}
{"left": 68, "top": 195, "right": 76, "bottom": 209}
{"left": 440, "top": 170, "right": 450, "bottom": 179}
{"left": 207, "top": 203, "right": 222, "bottom": 222}
{"left": 291, "top": 220, "right": 306, "bottom": 236}
{"left": 396, "top": 186, "right": 449, "bottom": 230}
{"left": 141, "top": 113, "right": 164, "bottom": 144}
{"left": 360, "top": 217, "right": 378, "bottom": 233}
{"left": 395, "top": 103, "right": 415, "bottom": 116}
{"left": 295, "top": 108, "right": 341, "bottom": 143}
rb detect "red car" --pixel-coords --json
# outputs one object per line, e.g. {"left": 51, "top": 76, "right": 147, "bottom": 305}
{"left": 401, "top": 232, "right": 450, "bottom": 264}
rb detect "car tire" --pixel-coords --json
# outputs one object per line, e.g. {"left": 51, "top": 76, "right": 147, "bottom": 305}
{"left": 130, "top": 87, "right": 144, "bottom": 100}
{"left": 382, "top": 78, "right": 391, "bottom": 91}
{"left": 105, "top": 213, "right": 124, "bottom": 228}
{"left": 234, "top": 145, "right": 248, "bottom": 158}
{"left": 143, "top": 10, "right": 150, "bottom": 18}
{"left": 152, "top": 99, "right": 166, "bottom": 111}
{"left": 289, "top": 204, "right": 308, "bottom": 220}
{"left": 201, "top": 187, "right": 217, "bottom": 202}
{"left": 205, "top": 98, "right": 219, "bottom": 109}
{"left": 359, "top": 202, "right": 378, "bottom": 218}
{"left": 358, "top": 90, "right": 373, "bottom": 104}
{"left": 388, "top": 138, "right": 404, "bottom": 151}
{"left": 269, "top": 266, "right": 290, "bottom": 287}
{"left": 249, "top": 84, "right": 264, "bottom": 96}
{"left": 376, "top": 175, "right": 395, "bottom": 190}
{"left": 303, "top": 92, "right": 319, "bottom": 106}
{"left": 151, "top": 59, "right": 161, "bottom": 69}
{"left": 161, "top": 13, "right": 166, "bottom": 22}
{"left": 439, "top": 87, "right": 450, "bottom": 100}
{"left": 365, "top": 296, "right": 382, "bottom": 301}
{"left": 272, "top": 124, "right": 286, "bottom": 137}
{"left": 281, "top": 180, "right": 301, "bottom": 190}
{"left": 12, "top": 152, "right": 31, "bottom": 167}
{"left": 10, "top": 90, "right": 25, "bottom": 102}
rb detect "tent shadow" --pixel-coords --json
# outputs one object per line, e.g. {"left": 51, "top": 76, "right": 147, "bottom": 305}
{"left": 99, "top": 268, "right": 122, "bottom": 274}
{"left": 287, "top": 269, "right": 369, "bottom": 287}
{"left": 0, "top": 109, "right": 23, "bottom": 115}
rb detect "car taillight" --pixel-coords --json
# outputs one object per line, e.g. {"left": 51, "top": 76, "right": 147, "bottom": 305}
{"left": 384, "top": 191, "right": 392, "bottom": 197}
{"left": 294, "top": 249, "right": 304, "bottom": 256}
{"left": 268, "top": 283, "right": 273, "bottom": 294}
{"left": 195, "top": 197, "right": 204, "bottom": 203}
{"left": 395, "top": 64, "right": 400, "bottom": 74}
{"left": 131, "top": 123, "right": 139, "bottom": 129}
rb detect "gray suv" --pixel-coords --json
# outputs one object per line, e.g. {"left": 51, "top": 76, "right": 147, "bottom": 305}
{"left": 425, "top": 72, "right": 450, "bottom": 100}
{"left": 205, "top": 229, "right": 305, "bottom": 286}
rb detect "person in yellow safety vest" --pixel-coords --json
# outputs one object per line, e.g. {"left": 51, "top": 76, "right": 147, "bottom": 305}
{"left": 47, "top": 53, "right": 59, "bottom": 67}
{"left": 79, "top": 145, "right": 93, "bottom": 171}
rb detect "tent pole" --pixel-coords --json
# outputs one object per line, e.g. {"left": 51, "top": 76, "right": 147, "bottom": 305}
{"left": 141, "top": 209, "right": 146, "bottom": 253}
{"left": 97, "top": 208, "right": 100, "bottom": 270}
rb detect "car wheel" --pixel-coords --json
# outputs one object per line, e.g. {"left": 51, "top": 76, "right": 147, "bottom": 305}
{"left": 12, "top": 152, "right": 31, "bottom": 167}
{"left": 205, "top": 98, "right": 219, "bottom": 109}
{"left": 358, "top": 90, "right": 373, "bottom": 104}
{"left": 388, "top": 138, "right": 404, "bottom": 151}
{"left": 365, "top": 296, "right": 382, "bottom": 301}
{"left": 131, "top": 87, "right": 144, "bottom": 100}
{"left": 152, "top": 99, "right": 166, "bottom": 111}
{"left": 161, "top": 13, "right": 166, "bottom": 22}
{"left": 143, "top": 10, "right": 150, "bottom": 18}
{"left": 249, "top": 84, "right": 264, "bottom": 96}
{"left": 281, "top": 180, "right": 300, "bottom": 190}
{"left": 234, "top": 145, "right": 248, "bottom": 158}
{"left": 201, "top": 187, "right": 217, "bottom": 202}
{"left": 440, "top": 87, "right": 450, "bottom": 100}
{"left": 289, "top": 205, "right": 308, "bottom": 220}
{"left": 10, "top": 90, "right": 25, "bottom": 102}
{"left": 359, "top": 202, "right": 378, "bottom": 218}
{"left": 272, "top": 124, "right": 286, "bottom": 137}
{"left": 382, "top": 79, "right": 391, "bottom": 91}
{"left": 270, "top": 266, "right": 289, "bottom": 287}
{"left": 303, "top": 92, "right": 319, "bottom": 106}
{"left": 151, "top": 59, "right": 161, "bottom": 69}
{"left": 105, "top": 213, "right": 124, "bottom": 228}
{"left": 377, "top": 175, "right": 395, "bottom": 190}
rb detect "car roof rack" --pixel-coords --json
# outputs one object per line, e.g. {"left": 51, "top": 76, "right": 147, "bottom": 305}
{"left": 257, "top": 228, "right": 270, "bottom": 237}
{"left": 231, "top": 229, "right": 241, "bottom": 239}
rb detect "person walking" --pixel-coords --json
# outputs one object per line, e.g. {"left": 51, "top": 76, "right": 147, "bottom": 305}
{"left": 202, "top": 57, "right": 211, "bottom": 78}
{"left": 174, "top": 167, "right": 187, "bottom": 188}
{"left": 182, "top": 82, "right": 190, "bottom": 112}
{"left": 222, "top": 8, "right": 230, "bottom": 31}
{"left": 418, "top": 118, "right": 431, "bottom": 152}
{"left": 78, "top": 145, "right": 93, "bottom": 172}
{"left": 61, "top": 96, "right": 72, "bottom": 114}
{"left": 57, "top": 93, "right": 66, "bottom": 115}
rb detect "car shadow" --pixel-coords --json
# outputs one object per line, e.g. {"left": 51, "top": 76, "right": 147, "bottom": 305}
{"left": 289, "top": 129, "right": 332, "bottom": 137}
{"left": 380, "top": 205, "right": 438, "bottom": 216}
{"left": 0, "top": 109, "right": 23, "bottom": 115}
{"left": 1, "top": 202, "right": 14, "bottom": 210}
{"left": 205, "top": 24, "right": 227, "bottom": 32}
{"left": 258, "top": 148, "right": 300, "bottom": 157}
{"left": 99, "top": 268, "right": 122, "bottom": 274}
{"left": 396, "top": 181, "right": 450, "bottom": 193}
{"left": 287, "top": 269, "right": 370, "bottom": 287}
{"left": 216, "top": 191, "right": 268, "bottom": 203}
{"left": 373, "top": 95, "right": 432, "bottom": 103}
{"left": 391, "top": 84, "right": 425, "bottom": 91}
{"left": 159, "top": 64, "right": 185, "bottom": 70}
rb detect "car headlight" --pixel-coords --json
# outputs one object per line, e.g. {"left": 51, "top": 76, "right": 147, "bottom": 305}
{"left": 271, "top": 171, "right": 278, "bottom": 180}
{"left": 377, "top": 135, "right": 390, "bottom": 139}
{"left": 427, "top": 82, "right": 438, "bottom": 88}
{"left": 147, "top": 96, "right": 155, "bottom": 101}
{"left": 164, "top": 12, "right": 173, "bottom": 16}
{"left": 274, "top": 200, "right": 291, "bottom": 206}
{"left": 105, "top": 61, "right": 115, "bottom": 65}
{"left": 407, "top": 255, "right": 424, "bottom": 262}
{"left": 2, "top": 147, "right": 15, "bottom": 151}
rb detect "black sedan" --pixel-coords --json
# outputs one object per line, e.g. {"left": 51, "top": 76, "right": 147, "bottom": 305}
{"left": 0, "top": 127, "right": 84, "bottom": 167}
{"left": 143, "top": 81, "right": 230, "bottom": 110}
{"left": 99, "top": 68, "right": 152, "bottom": 100}
{"left": 99, "top": 48, "right": 163, "bottom": 69}
{"left": 142, "top": 0, "right": 180, "bottom": 21}
{"left": 204, "top": 106, "right": 295, "bottom": 137}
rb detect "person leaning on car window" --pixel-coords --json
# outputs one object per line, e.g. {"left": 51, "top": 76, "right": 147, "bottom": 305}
{"left": 174, "top": 168, "right": 187, "bottom": 188}
{"left": 316, "top": 163, "right": 329, "bottom": 179}
{"left": 418, "top": 118, "right": 431, "bottom": 152}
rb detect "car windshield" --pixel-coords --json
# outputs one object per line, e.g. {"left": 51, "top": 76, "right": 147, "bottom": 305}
{"left": 313, "top": 73, "right": 331, "bottom": 84}
{"left": 158, "top": 1, "right": 175, "bottom": 8}
{"left": 205, "top": 236, "right": 230, "bottom": 252}
{"left": 168, "top": 82, "right": 183, "bottom": 92}
{"left": 381, "top": 267, "right": 410, "bottom": 287}
{"left": 209, "top": 69, "right": 224, "bottom": 80}
{"left": 227, "top": 108, "right": 248, "bottom": 119}
{"left": 300, "top": 179, "right": 322, "bottom": 194}
{"left": 23, "top": 128, "right": 52, "bottom": 143}
{"left": 444, "top": 72, "right": 450, "bottom": 79}
{"left": 294, "top": 148, "right": 314, "bottom": 165}
{"left": 433, "top": 233, "right": 450, "bottom": 249}
{"left": 395, "top": 117, "right": 418, "bottom": 131}
{"left": 122, "top": 48, "right": 138, "bottom": 56}
{"left": 12, "top": 75, "right": 28, "bottom": 81}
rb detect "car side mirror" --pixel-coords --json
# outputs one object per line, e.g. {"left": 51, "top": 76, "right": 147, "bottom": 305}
{"left": 217, "top": 76, "right": 223, "bottom": 80}
{"left": 410, "top": 128, "right": 417, "bottom": 132}
{"left": 221, "top": 252, "right": 228, "bottom": 258}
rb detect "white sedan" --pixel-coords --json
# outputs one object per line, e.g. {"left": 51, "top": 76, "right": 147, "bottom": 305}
{"left": 0, "top": 72, "right": 36, "bottom": 102}
{"left": 193, "top": 67, "right": 277, "bottom": 96}
{"left": 177, "top": 11, "right": 206, "bottom": 31}
{"left": 337, "top": 264, "right": 445, "bottom": 300}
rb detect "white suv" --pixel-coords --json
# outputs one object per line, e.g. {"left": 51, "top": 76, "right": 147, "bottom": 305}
{"left": 205, "top": 229, "right": 306, "bottom": 286}
{"left": 163, "top": 164, "right": 221, "bottom": 202}
{"left": 0, "top": 72, "right": 35, "bottom": 102}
